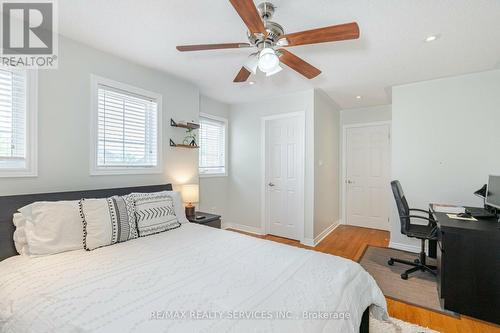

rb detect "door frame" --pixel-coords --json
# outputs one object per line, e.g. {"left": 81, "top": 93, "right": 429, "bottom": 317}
{"left": 260, "top": 111, "right": 306, "bottom": 242}
{"left": 341, "top": 121, "right": 392, "bottom": 227}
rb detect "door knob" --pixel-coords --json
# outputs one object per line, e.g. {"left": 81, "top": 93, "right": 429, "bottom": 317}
{"left": 268, "top": 182, "right": 275, "bottom": 187}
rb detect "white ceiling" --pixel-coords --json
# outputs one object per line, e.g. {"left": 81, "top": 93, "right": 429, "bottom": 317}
{"left": 58, "top": 0, "right": 500, "bottom": 109}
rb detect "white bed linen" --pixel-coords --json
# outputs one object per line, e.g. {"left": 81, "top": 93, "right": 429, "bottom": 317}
{"left": 0, "top": 223, "right": 387, "bottom": 333}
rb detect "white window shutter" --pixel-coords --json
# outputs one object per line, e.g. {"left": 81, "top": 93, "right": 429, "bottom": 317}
{"left": 199, "top": 116, "right": 226, "bottom": 175}
{"left": 0, "top": 68, "right": 27, "bottom": 170}
{"left": 96, "top": 85, "right": 159, "bottom": 168}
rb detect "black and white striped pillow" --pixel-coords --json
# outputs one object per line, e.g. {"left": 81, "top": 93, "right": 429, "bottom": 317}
{"left": 79, "top": 195, "right": 138, "bottom": 251}
{"left": 131, "top": 192, "right": 181, "bottom": 237}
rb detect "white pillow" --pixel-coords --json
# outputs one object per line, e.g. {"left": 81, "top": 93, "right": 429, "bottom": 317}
{"left": 13, "top": 213, "right": 29, "bottom": 255}
{"left": 79, "top": 195, "right": 138, "bottom": 251}
{"left": 18, "top": 201, "right": 83, "bottom": 256}
{"left": 131, "top": 190, "right": 189, "bottom": 224}
{"left": 131, "top": 191, "right": 181, "bottom": 237}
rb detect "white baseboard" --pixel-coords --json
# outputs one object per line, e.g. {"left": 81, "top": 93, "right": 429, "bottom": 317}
{"left": 301, "top": 222, "right": 340, "bottom": 247}
{"left": 301, "top": 238, "right": 315, "bottom": 247}
{"left": 224, "top": 221, "right": 339, "bottom": 247}
{"left": 388, "top": 241, "right": 420, "bottom": 253}
{"left": 316, "top": 222, "right": 340, "bottom": 245}
{"left": 222, "top": 222, "right": 265, "bottom": 235}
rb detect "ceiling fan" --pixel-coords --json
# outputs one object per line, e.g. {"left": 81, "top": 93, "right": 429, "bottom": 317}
{"left": 176, "top": 0, "right": 360, "bottom": 83}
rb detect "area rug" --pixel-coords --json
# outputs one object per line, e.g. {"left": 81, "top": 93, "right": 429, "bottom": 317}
{"left": 370, "top": 314, "right": 438, "bottom": 333}
{"left": 359, "top": 246, "right": 455, "bottom": 316}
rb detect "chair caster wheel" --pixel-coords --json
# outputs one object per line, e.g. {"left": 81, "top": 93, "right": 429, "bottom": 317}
{"left": 401, "top": 273, "right": 408, "bottom": 280}
{"left": 388, "top": 259, "right": 394, "bottom": 266}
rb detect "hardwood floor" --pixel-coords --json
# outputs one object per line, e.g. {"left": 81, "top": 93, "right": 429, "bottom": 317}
{"left": 227, "top": 225, "right": 500, "bottom": 333}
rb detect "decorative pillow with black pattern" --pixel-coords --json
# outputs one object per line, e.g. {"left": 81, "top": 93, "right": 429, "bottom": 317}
{"left": 131, "top": 192, "right": 181, "bottom": 237}
{"left": 79, "top": 195, "right": 138, "bottom": 251}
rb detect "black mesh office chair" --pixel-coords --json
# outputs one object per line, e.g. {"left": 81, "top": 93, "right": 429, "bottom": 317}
{"left": 388, "top": 180, "right": 438, "bottom": 280}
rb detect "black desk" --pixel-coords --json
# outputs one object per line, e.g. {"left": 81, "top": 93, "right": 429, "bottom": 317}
{"left": 430, "top": 205, "right": 500, "bottom": 325}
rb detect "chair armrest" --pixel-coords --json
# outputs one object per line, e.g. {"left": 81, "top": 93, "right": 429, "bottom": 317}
{"left": 402, "top": 215, "right": 438, "bottom": 239}
{"left": 403, "top": 215, "right": 438, "bottom": 228}
{"left": 409, "top": 208, "right": 430, "bottom": 214}
{"left": 403, "top": 215, "right": 434, "bottom": 222}
{"left": 409, "top": 208, "right": 436, "bottom": 222}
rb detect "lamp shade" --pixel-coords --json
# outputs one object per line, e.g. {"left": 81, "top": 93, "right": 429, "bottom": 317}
{"left": 182, "top": 184, "right": 199, "bottom": 203}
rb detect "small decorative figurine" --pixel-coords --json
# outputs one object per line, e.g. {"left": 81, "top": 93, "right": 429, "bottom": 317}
{"left": 183, "top": 128, "right": 197, "bottom": 146}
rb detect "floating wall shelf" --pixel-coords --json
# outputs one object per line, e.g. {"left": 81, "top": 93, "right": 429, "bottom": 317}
{"left": 170, "top": 118, "right": 200, "bottom": 130}
{"left": 169, "top": 139, "right": 199, "bottom": 149}
{"left": 170, "top": 118, "right": 199, "bottom": 149}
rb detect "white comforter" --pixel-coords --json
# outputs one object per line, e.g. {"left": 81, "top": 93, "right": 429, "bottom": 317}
{"left": 0, "top": 223, "right": 387, "bottom": 333}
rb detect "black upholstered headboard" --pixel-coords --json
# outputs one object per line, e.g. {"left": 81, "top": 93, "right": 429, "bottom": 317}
{"left": 0, "top": 184, "right": 173, "bottom": 261}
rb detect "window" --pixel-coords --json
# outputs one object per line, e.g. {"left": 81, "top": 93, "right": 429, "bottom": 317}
{"left": 0, "top": 67, "right": 37, "bottom": 177}
{"left": 90, "top": 76, "right": 162, "bottom": 175}
{"left": 199, "top": 114, "right": 227, "bottom": 176}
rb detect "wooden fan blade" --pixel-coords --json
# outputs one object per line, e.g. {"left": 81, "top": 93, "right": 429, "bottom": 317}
{"left": 233, "top": 67, "right": 251, "bottom": 82}
{"left": 278, "top": 49, "right": 321, "bottom": 79}
{"left": 229, "top": 0, "right": 266, "bottom": 35}
{"left": 176, "top": 43, "right": 251, "bottom": 52}
{"left": 281, "top": 22, "right": 359, "bottom": 47}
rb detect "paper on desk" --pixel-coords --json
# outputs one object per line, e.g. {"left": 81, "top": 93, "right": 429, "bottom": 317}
{"left": 432, "top": 204, "right": 465, "bottom": 214}
{"left": 446, "top": 214, "right": 477, "bottom": 221}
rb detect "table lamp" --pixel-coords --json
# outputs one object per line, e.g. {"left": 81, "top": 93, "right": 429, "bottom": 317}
{"left": 182, "top": 184, "right": 199, "bottom": 218}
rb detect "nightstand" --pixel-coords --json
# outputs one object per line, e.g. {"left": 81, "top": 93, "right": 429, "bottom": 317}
{"left": 187, "top": 212, "right": 221, "bottom": 229}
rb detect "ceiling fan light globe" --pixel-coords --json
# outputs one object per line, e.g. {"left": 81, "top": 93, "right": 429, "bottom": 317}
{"left": 258, "top": 48, "right": 280, "bottom": 73}
{"left": 265, "top": 64, "right": 283, "bottom": 77}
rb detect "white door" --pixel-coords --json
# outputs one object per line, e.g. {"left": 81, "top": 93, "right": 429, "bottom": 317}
{"left": 345, "top": 124, "right": 391, "bottom": 231}
{"left": 264, "top": 113, "right": 304, "bottom": 240}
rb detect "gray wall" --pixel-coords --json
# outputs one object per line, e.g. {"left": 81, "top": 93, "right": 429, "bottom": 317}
{"left": 313, "top": 90, "right": 341, "bottom": 238}
{"left": 341, "top": 105, "right": 392, "bottom": 125}
{"left": 198, "top": 95, "right": 230, "bottom": 218}
{"left": 227, "top": 90, "right": 316, "bottom": 240}
{"left": 0, "top": 36, "right": 200, "bottom": 196}
{"left": 220, "top": 89, "right": 341, "bottom": 244}
{"left": 391, "top": 69, "right": 500, "bottom": 251}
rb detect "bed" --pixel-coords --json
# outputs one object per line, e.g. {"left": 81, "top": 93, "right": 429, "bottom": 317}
{"left": 0, "top": 185, "right": 387, "bottom": 333}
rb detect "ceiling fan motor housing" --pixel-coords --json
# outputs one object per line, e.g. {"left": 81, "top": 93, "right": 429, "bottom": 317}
{"left": 248, "top": 2, "right": 284, "bottom": 49}
{"left": 247, "top": 21, "right": 284, "bottom": 48}
{"left": 264, "top": 21, "right": 284, "bottom": 43}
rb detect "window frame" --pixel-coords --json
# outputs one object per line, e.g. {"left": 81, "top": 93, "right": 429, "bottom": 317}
{"left": 90, "top": 75, "right": 163, "bottom": 176}
{"left": 199, "top": 113, "right": 228, "bottom": 178}
{"left": 0, "top": 68, "right": 38, "bottom": 178}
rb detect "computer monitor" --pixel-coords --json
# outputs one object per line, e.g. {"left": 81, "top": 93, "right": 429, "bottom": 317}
{"left": 485, "top": 175, "right": 500, "bottom": 209}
